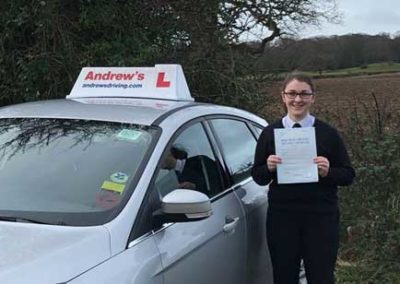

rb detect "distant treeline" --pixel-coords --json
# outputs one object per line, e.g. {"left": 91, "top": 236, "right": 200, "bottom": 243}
{"left": 251, "top": 34, "right": 400, "bottom": 72}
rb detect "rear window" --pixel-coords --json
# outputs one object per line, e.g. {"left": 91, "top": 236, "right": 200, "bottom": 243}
{"left": 0, "top": 118, "right": 157, "bottom": 226}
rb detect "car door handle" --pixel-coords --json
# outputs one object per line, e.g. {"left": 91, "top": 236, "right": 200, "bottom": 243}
{"left": 223, "top": 216, "right": 239, "bottom": 233}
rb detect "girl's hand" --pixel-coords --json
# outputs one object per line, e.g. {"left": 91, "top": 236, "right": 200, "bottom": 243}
{"left": 314, "top": 156, "right": 330, "bottom": 177}
{"left": 267, "top": 155, "right": 282, "bottom": 172}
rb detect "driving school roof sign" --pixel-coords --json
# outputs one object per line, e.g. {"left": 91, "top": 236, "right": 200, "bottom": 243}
{"left": 67, "top": 64, "right": 194, "bottom": 101}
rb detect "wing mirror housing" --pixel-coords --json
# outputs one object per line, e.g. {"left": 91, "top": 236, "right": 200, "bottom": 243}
{"left": 153, "top": 189, "right": 212, "bottom": 226}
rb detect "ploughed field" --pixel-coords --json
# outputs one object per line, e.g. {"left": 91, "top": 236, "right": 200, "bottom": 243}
{"left": 262, "top": 73, "right": 400, "bottom": 137}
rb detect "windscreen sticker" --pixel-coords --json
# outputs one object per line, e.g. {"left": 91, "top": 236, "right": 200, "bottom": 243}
{"left": 110, "top": 172, "right": 129, "bottom": 184}
{"left": 116, "top": 129, "right": 142, "bottom": 141}
{"left": 101, "top": 181, "right": 125, "bottom": 194}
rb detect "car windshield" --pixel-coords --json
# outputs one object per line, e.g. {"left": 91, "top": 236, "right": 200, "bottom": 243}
{"left": 0, "top": 118, "right": 157, "bottom": 226}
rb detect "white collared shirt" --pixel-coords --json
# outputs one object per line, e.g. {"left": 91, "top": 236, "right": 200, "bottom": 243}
{"left": 282, "top": 114, "right": 315, "bottom": 128}
{"left": 175, "top": 159, "right": 186, "bottom": 173}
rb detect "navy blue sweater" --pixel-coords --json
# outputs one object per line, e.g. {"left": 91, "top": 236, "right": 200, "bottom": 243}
{"left": 251, "top": 119, "right": 355, "bottom": 212}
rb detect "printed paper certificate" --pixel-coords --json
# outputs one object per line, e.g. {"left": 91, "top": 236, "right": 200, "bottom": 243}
{"left": 274, "top": 127, "right": 318, "bottom": 184}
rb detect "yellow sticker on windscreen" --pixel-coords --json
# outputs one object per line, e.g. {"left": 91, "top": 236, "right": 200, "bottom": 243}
{"left": 101, "top": 181, "right": 125, "bottom": 194}
{"left": 117, "top": 129, "right": 141, "bottom": 141}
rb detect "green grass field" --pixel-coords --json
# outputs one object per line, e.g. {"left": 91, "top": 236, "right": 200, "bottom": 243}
{"left": 310, "top": 62, "right": 400, "bottom": 78}
{"left": 258, "top": 62, "right": 400, "bottom": 81}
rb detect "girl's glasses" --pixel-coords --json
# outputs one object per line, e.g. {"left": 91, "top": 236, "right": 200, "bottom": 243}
{"left": 283, "top": 91, "right": 314, "bottom": 99}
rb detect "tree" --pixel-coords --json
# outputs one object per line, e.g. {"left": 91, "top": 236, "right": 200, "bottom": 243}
{"left": 219, "top": 0, "right": 340, "bottom": 53}
{"left": 160, "top": 0, "right": 340, "bottom": 110}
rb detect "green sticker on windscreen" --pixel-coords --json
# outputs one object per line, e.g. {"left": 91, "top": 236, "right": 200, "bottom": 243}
{"left": 116, "top": 129, "right": 141, "bottom": 141}
{"left": 110, "top": 172, "right": 129, "bottom": 184}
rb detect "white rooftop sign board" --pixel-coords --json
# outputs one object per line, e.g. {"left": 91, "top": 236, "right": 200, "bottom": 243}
{"left": 67, "top": 64, "right": 193, "bottom": 101}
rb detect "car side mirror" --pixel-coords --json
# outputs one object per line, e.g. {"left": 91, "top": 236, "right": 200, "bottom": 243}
{"left": 153, "top": 189, "right": 212, "bottom": 226}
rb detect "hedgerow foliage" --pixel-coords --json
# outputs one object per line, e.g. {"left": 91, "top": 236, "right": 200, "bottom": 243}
{"left": 0, "top": 0, "right": 173, "bottom": 104}
{"left": 337, "top": 117, "right": 400, "bottom": 282}
{"left": 0, "top": 0, "right": 261, "bottom": 110}
{"left": 316, "top": 93, "right": 400, "bottom": 283}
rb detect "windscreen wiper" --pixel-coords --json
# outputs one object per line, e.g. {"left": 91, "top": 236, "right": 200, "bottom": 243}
{"left": 0, "top": 216, "right": 53, "bottom": 225}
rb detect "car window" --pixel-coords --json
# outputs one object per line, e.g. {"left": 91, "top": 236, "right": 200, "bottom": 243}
{"left": 155, "top": 123, "right": 224, "bottom": 198}
{"left": 210, "top": 119, "right": 257, "bottom": 184}
{"left": 0, "top": 118, "right": 157, "bottom": 226}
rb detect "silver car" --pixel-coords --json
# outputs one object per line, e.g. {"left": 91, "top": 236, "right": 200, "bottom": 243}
{"left": 0, "top": 65, "right": 273, "bottom": 283}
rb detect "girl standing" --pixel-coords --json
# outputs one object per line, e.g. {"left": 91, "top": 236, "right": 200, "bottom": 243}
{"left": 252, "top": 72, "right": 355, "bottom": 284}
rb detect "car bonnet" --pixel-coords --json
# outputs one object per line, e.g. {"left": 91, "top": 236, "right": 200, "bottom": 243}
{"left": 0, "top": 221, "right": 111, "bottom": 283}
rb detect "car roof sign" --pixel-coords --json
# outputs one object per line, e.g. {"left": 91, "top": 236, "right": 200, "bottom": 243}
{"left": 67, "top": 64, "right": 194, "bottom": 101}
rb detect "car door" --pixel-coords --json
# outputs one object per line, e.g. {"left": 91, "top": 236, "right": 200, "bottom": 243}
{"left": 209, "top": 118, "right": 274, "bottom": 284}
{"left": 145, "top": 121, "right": 247, "bottom": 284}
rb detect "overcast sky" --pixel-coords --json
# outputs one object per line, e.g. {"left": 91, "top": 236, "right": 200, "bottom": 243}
{"left": 301, "top": 0, "right": 400, "bottom": 37}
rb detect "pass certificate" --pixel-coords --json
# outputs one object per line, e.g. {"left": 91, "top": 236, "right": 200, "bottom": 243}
{"left": 274, "top": 127, "right": 318, "bottom": 184}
